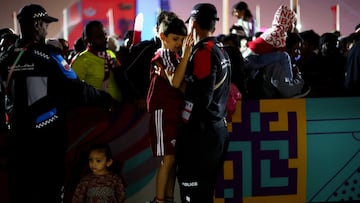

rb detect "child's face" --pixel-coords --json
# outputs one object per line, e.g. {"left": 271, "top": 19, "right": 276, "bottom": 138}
{"left": 88, "top": 150, "right": 112, "bottom": 175}
{"left": 233, "top": 9, "right": 245, "bottom": 18}
{"left": 162, "top": 33, "right": 186, "bottom": 53}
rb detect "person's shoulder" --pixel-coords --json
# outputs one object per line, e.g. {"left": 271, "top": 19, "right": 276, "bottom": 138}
{"left": 31, "top": 43, "right": 59, "bottom": 61}
{"left": 108, "top": 172, "right": 123, "bottom": 182}
{"left": 72, "top": 50, "right": 92, "bottom": 62}
{"left": 108, "top": 171, "right": 120, "bottom": 177}
{"left": 77, "top": 173, "right": 94, "bottom": 183}
{"left": 0, "top": 45, "right": 16, "bottom": 66}
{"left": 83, "top": 172, "right": 93, "bottom": 178}
{"left": 152, "top": 48, "right": 162, "bottom": 59}
{"left": 350, "top": 41, "right": 360, "bottom": 52}
{"left": 34, "top": 43, "right": 52, "bottom": 52}
{"left": 131, "top": 37, "right": 159, "bottom": 52}
{"left": 193, "top": 38, "right": 215, "bottom": 52}
{"left": 77, "top": 49, "right": 91, "bottom": 57}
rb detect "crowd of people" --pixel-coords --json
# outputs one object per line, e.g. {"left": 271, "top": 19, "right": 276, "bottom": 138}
{"left": 0, "top": 1, "right": 360, "bottom": 203}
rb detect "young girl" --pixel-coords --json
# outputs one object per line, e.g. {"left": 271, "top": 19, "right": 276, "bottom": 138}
{"left": 72, "top": 143, "right": 125, "bottom": 203}
{"left": 146, "top": 16, "right": 193, "bottom": 203}
{"left": 232, "top": 1, "right": 256, "bottom": 39}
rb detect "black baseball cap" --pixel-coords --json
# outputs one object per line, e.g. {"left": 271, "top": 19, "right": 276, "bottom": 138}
{"left": 17, "top": 4, "right": 58, "bottom": 23}
{"left": 185, "top": 3, "right": 219, "bottom": 23}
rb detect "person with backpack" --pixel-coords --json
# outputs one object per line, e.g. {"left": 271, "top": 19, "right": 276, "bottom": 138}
{"left": 120, "top": 11, "right": 178, "bottom": 111}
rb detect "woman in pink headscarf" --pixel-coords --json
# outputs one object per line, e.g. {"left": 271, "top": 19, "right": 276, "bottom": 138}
{"left": 245, "top": 5, "right": 305, "bottom": 98}
{"left": 249, "top": 5, "right": 296, "bottom": 54}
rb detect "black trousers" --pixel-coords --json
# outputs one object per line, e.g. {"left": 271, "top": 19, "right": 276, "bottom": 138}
{"left": 8, "top": 129, "right": 66, "bottom": 203}
{"left": 176, "top": 119, "right": 229, "bottom": 203}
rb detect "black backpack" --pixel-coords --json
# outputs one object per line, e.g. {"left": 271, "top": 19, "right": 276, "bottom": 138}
{"left": 119, "top": 37, "right": 161, "bottom": 101}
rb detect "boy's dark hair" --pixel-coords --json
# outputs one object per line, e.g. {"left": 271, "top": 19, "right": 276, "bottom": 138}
{"left": 156, "top": 11, "right": 178, "bottom": 32}
{"left": 319, "top": 32, "right": 338, "bottom": 48}
{"left": 160, "top": 17, "right": 187, "bottom": 36}
{"left": 299, "top": 29, "right": 320, "bottom": 48}
{"left": 88, "top": 143, "right": 113, "bottom": 160}
{"left": 223, "top": 34, "right": 241, "bottom": 48}
{"left": 286, "top": 32, "right": 304, "bottom": 51}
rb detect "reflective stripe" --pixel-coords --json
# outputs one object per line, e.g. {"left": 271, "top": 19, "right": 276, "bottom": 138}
{"left": 155, "top": 109, "right": 164, "bottom": 156}
{"left": 35, "top": 107, "right": 58, "bottom": 128}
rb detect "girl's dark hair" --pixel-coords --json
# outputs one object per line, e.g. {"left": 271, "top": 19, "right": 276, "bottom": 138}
{"left": 234, "top": 1, "right": 253, "bottom": 19}
{"left": 161, "top": 17, "right": 187, "bottom": 36}
{"left": 89, "top": 143, "right": 113, "bottom": 160}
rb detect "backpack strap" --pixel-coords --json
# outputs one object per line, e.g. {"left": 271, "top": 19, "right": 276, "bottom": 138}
{"left": 212, "top": 42, "right": 231, "bottom": 90}
{"left": 6, "top": 48, "right": 26, "bottom": 88}
{"left": 6, "top": 42, "right": 32, "bottom": 89}
{"left": 213, "top": 71, "right": 227, "bottom": 90}
{"left": 190, "top": 40, "right": 231, "bottom": 91}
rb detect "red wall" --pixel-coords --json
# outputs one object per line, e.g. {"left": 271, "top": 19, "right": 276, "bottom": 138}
{"left": 66, "top": 0, "right": 136, "bottom": 47}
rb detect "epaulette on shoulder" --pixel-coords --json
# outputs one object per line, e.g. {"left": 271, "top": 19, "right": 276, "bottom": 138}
{"left": 33, "top": 49, "right": 51, "bottom": 60}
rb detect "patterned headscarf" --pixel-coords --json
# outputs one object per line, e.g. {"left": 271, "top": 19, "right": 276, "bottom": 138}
{"left": 260, "top": 5, "right": 296, "bottom": 48}
{"left": 88, "top": 48, "right": 117, "bottom": 91}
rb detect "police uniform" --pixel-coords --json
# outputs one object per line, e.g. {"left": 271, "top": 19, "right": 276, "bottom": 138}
{"left": 0, "top": 32, "right": 112, "bottom": 203}
{"left": 176, "top": 36, "right": 231, "bottom": 203}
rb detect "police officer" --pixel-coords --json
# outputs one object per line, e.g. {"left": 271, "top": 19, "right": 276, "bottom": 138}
{"left": 0, "top": 4, "right": 114, "bottom": 203}
{"left": 176, "top": 3, "right": 231, "bottom": 203}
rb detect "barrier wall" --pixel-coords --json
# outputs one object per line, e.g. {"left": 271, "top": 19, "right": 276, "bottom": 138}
{"left": 214, "top": 97, "right": 360, "bottom": 203}
{"left": 117, "top": 97, "right": 360, "bottom": 203}
{"left": 3, "top": 97, "right": 358, "bottom": 202}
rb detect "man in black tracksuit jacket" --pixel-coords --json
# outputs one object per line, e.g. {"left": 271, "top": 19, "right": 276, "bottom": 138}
{"left": 176, "top": 3, "right": 231, "bottom": 203}
{"left": 0, "top": 4, "right": 114, "bottom": 203}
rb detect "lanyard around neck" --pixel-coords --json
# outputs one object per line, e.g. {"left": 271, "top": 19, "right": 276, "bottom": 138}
{"left": 6, "top": 43, "right": 32, "bottom": 88}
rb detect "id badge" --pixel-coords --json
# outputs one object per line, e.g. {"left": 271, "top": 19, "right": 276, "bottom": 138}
{"left": 182, "top": 100, "right": 193, "bottom": 123}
